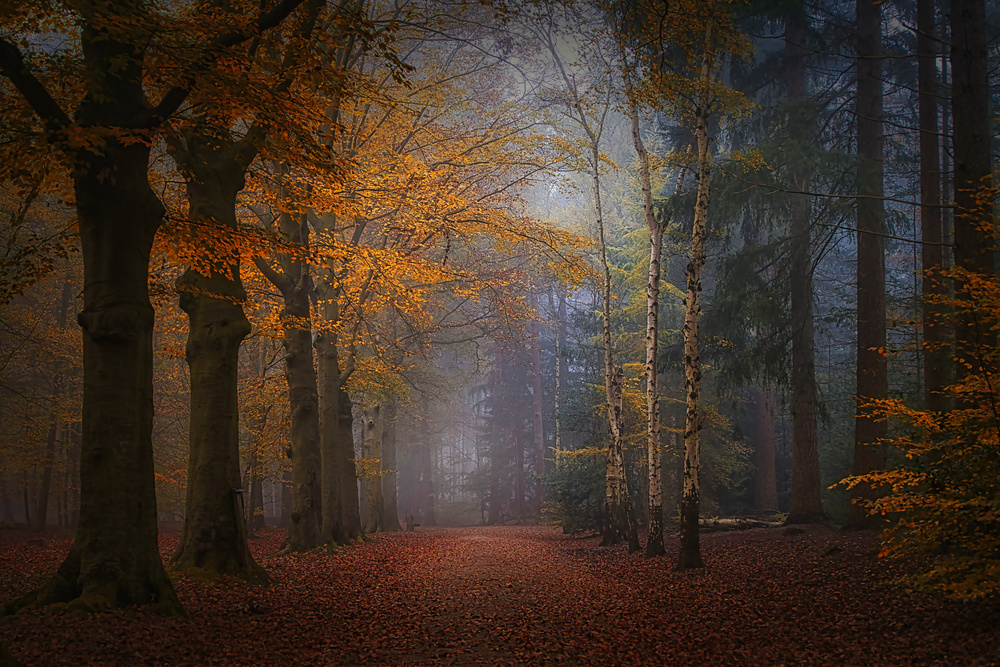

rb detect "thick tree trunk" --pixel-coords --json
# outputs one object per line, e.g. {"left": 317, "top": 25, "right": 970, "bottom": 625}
{"left": 917, "top": 0, "right": 949, "bottom": 413}
{"left": 754, "top": 388, "right": 779, "bottom": 511}
{"left": 678, "top": 64, "right": 711, "bottom": 570}
{"left": 418, "top": 419, "right": 437, "bottom": 526}
{"left": 554, "top": 289, "right": 568, "bottom": 452}
{"left": 169, "top": 138, "right": 263, "bottom": 578}
{"left": 950, "top": 0, "right": 994, "bottom": 386}
{"left": 848, "top": 0, "right": 888, "bottom": 529}
{"left": 362, "top": 405, "right": 384, "bottom": 533}
{"left": 381, "top": 399, "right": 402, "bottom": 531}
{"left": 316, "top": 322, "right": 362, "bottom": 543}
{"left": 5, "top": 138, "right": 182, "bottom": 615}
{"left": 785, "top": 7, "right": 826, "bottom": 524}
{"left": 514, "top": 434, "right": 526, "bottom": 522}
{"left": 284, "top": 290, "right": 324, "bottom": 549}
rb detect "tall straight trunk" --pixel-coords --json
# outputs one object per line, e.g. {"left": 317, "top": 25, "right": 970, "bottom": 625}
{"left": 34, "top": 274, "right": 73, "bottom": 533}
{"left": 785, "top": 7, "right": 825, "bottom": 524}
{"left": 362, "top": 405, "right": 384, "bottom": 533}
{"left": 316, "top": 320, "right": 362, "bottom": 543}
{"left": 170, "top": 137, "right": 262, "bottom": 578}
{"left": 593, "top": 147, "right": 639, "bottom": 552}
{"left": 514, "top": 433, "right": 526, "bottom": 521}
{"left": 530, "top": 319, "right": 545, "bottom": 518}
{"left": 918, "top": 0, "right": 949, "bottom": 412}
{"left": 950, "top": 0, "right": 994, "bottom": 386}
{"left": 381, "top": 399, "right": 402, "bottom": 531}
{"left": 678, "top": 27, "right": 713, "bottom": 571}
{"left": 625, "top": 73, "right": 666, "bottom": 557}
{"left": 417, "top": 419, "right": 437, "bottom": 526}
{"left": 849, "top": 0, "right": 888, "bottom": 528}
{"left": 554, "top": 289, "right": 568, "bottom": 452}
{"left": 279, "top": 468, "right": 293, "bottom": 530}
{"left": 754, "top": 388, "right": 778, "bottom": 511}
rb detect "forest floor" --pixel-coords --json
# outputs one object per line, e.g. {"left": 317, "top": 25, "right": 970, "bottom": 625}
{"left": 0, "top": 524, "right": 998, "bottom": 666}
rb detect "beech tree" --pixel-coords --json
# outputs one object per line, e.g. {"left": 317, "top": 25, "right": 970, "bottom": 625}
{"left": 0, "top": 0, "right": 308, "bottom": 614}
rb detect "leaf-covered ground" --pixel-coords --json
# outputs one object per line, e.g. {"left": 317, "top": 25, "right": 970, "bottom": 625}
{"left": 1, "top": 524, "right": 998, "bottom": 665}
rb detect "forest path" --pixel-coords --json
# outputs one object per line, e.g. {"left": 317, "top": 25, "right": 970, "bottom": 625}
{"left": 362, "top": 526, "right": 611, "bottom": 665}
{"left": 2, "top": 525, "right": 999, "bottom": 665}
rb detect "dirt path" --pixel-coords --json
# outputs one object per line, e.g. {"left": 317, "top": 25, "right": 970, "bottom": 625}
{"left": 2, "top": 525, "right": 999, "bottom": 665}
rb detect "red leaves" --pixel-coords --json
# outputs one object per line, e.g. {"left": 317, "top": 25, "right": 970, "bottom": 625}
{"left": 0, "top": 525, "right": 998, "bottom": 665}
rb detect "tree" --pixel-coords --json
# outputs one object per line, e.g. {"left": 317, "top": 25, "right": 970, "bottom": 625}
{"left": 0, "top": 0, "right": 307, "bottom": 614}
{"left": 784, "top": 4, "right": 825, "bottom": 524}
{"left": 847, "top": 0, "right": 887, "bottom": 529}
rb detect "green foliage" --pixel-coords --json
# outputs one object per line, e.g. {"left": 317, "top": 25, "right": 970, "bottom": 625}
{"left": 541, "top": 449, "right": 606, "bottom": 535}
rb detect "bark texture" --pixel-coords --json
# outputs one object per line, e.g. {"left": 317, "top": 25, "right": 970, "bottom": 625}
{"left": 381, "top": 399, "right": 402, "bottom": 531}
{"left": 917, "top": 0, "right": 949, "bottom": 413}
{"left": 678, "top": 50, "right": 711, "bottom": 570}
{"left": 848, "top": 0, "right": 888, "bottom": 529}
{"left": 362, "top": 405, "right": 384, "bottom": 534}
{"left": 785, "top": 8, "right": 825, "bottom": 524}
{"left": 950, "top": 0, "right": 994, "bottom": 388}
{"left": 170, "top": 136, "right": 263, "bottom": 579}
{"left": 754, "top": 388, "right": 779, "bottom": 511}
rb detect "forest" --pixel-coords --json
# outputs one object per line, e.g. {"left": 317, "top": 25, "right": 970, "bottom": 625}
{"left": 0, "top": 0, "right": 998, "bottom": 664}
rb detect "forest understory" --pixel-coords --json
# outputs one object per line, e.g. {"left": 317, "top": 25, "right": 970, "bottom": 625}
{"left": 1, "top": 525, "right": 997, "bottom": 666}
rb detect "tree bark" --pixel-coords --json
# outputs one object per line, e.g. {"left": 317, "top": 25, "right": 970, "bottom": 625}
{"left": 625, "top": 72, "right": 666, "bottom": 557}
{"left": 380, "top": 398, "right": 402, "bottom": 531}
{"left": 362, "top": 405, "right": 384, "bottom": 533}
{"left": 530, "top": 318, "right": 545, "bottom": 519}
{"left": 848, "top": 0, "right": 887, "bottom": 529}
{"left": 950, "top": 0, "right": 994, "bottom": 387}
{"left": 917, "top": 0, "right": 949, "bottom": 413}
{"left": 785, "top": 6, "right": 825, "bottom": 524}
{"left": 678, "top": 44, "right": 711, "bottom": 570}
{"left": 754, "top": 388, "right": 779, "bottom": 511}
{"left": 6, "top": 136, "right": 182, "bottom": 614}
{"left": 34, "top": 274, "right": 73, "bottom": 533}
{"left": 170, "top": 137, "right": 263, "bottom": 578}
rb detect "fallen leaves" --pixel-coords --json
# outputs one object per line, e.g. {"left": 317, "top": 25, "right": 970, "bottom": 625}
{"left": 0, "top": 525, "right": 997, "bottom": 665}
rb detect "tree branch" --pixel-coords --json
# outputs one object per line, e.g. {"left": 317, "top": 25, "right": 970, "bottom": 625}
{"left": 0, "top": 37, "right": 71, "bottom": 133}
{"left": 142, "top": 0, "right": 314, "bottom": 127}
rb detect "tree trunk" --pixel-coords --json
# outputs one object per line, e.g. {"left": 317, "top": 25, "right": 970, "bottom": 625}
{"left": 419, "top": 420, "right": 437, "bottom": 526}
{"left": 381, "top": 399, "right": 402, "bottom": 531}
{"left": 362, "top": 405, "right": 384, "bottom": 533}
{"left": 848, "top": 0, "right": 888, "bottom": 529}
{"left": 754, "top": 388, "right": 779, "bottom": 511}
{"left": 530, "top": 319, "right": 545, "bottom": 519}
{"left": 592, "top": 148, "right": 639, "bottom": 552}
{"left": 34, "top": 274, "right": 73, "bottom": 533}
{"left": 625, "top": 76, "right": 666, "bottom": 557}
{"left": 785, "top": 7, "right": 826, "bottom": 524}
{"left": 950, "top": 0, "right": 994, "bottom": 387}
{"left": 514, "top": 433, "right": 526, "bottom": 522}
{"left": 4, "top": 136, "right": 182, "bottom": 615}
{"left": 169, "top": 138, "right": 262, "bottom": 578}
{"left": 316, "top": 322, "right": 362, "bottom": 543}
{"left": 678, "top": 30, "right": 713, "bottom": 570}
{"left": 918, "top": 0, "right": 949, "bottom": 413}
